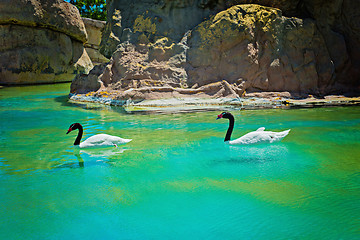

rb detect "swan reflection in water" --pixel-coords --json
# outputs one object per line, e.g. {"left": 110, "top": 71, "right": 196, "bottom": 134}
{"left": 229, "top": 143, "right": 289, "bottom": 163}
{"left": 211, "top": 143, "right": 290, "bottom": 166}
{"left": 54, "top": 147, "right": 129, "bottom": 169}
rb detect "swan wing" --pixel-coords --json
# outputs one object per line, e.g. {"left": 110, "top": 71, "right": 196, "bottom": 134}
{"left": 228, "top": 131, "right": 270, "bottom": 145}
{"left": 256, "top": 127, "right": 265, "bottom": 131}
{"left": 227, "top": 129, "right": 290, "bottom": 145}
{"left": 80, "top": 134, "right": 132, "bottom": 148}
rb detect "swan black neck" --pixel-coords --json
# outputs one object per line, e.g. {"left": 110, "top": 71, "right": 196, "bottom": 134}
{"left": 74, "top": 124, "right": 83, "bottom": 146}
{"left": 225, "top": 114, "right": 234, "bottom": 142}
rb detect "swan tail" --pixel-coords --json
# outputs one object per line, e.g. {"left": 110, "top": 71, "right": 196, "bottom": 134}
{"left": 122, "top": 138, "right": 132, "bottom": 144}
{"left": 276, "top": 129, "right": 291, "bottom": 140}
{"left": 114, "top": 138, "right": 132, "bottom": 145}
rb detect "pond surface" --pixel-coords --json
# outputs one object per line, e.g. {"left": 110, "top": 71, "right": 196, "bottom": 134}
{"left": 1, "top": 83, "right": 359, "bottom": 239}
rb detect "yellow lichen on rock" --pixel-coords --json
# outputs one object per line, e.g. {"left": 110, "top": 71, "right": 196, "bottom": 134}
{"left": 194, "top": 4, "right": 283, "bottom": 50}
{"left": 133, "top": 15, "right": 157, "bottom": 34}
{"left": 85, "top": 91, "right": 96, "bottom": 97}
{"left": 195, "top": 5, "right": 248, "bottom": 49}
{"left": 148, "top": 37, "right": 176, "bottom": 54}
{"left": 113, "top": 10, "right": 122, "bottom": 27}
{"left": 136, "top": 62, "right": 148, "bottom": 70}
{"left": 98, "top": 91, "right": 111, "bottom": 98}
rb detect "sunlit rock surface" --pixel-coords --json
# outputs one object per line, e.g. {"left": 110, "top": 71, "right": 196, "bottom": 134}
{"left": 82, "top": 17, "right": 109, "bottom": 65}
{"left": 71, "top": 0, "right": 360, "bottom": 103}
{"left": 187, "top": 5, "right": 334, "bottom": 93}
{"left": 0, "top": 0, "right": 93, "bottom": 85}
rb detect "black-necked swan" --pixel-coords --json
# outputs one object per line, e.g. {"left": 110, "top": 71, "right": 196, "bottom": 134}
{"left": 66, "top": 123, "right": 132, "bottom": 148}
{"left": 217, "top": 112, "right": 290, "bottom": 145}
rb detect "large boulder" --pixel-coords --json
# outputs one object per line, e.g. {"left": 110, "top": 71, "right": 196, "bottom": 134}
{"left": 0, "top": 0, "right": 93, "bottom": 85}
{"left": 186, "top": 4, "right": 334, "bottom": 93}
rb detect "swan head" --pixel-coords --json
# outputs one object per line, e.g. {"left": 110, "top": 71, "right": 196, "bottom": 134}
{"left": 217, "top": 112, "right": 233, "bottom": 120}
{"left": 66, "top": 123, "right": 82, "bottom": 134}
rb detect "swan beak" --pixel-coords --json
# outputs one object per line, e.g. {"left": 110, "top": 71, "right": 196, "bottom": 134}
{"left": 216, "top": 114, "right": 223, "bottom": 120}
{"left": 66, "top": 128, "right": 72, "bottom": 134}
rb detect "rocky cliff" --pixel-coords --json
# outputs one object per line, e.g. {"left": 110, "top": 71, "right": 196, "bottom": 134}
{"left": 71, "top": 0, "right": 360, "bottom": 100}
{"left": 82, "top": 17, "right": 109, "bottom": 65}
{"left": 0, "top": 0, "right": 93, "bottom": 85}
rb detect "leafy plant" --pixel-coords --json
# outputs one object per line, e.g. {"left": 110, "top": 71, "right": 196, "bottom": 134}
{"left": 66, "top": 0, "right": 106, "bottom": 21}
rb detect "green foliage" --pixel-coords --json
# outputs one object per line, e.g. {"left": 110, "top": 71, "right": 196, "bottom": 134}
{"left": 66, "top": 0, "right": 106, "bottom": 21}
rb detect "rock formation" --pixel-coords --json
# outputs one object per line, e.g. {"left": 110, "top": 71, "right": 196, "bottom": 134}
{"left": 186, "top": 5, "right": 333, "bottom": 93}
{"left": 70, "top": 0, "right": 360, "bottom": 102}
{"left": 301, "top": 0, "right": 360, "bottom": 91}
{"left": 0, "top": 0, "right": 93, "bottom": 85}
{"left": 82, "top": 17, "right": 109, "bottom": 65}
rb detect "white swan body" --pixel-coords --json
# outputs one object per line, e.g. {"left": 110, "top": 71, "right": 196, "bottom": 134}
{"left": 79, "top": 134, "right": 132, "bottom": 148}
{"left": 217, "top": 112, "right": 290, "bottom": 145}
{"left": 226, "top": 127, "right": 290, "bottom": 145}
{"left": 67, "top": 123, "right": 132, "bottom": 148}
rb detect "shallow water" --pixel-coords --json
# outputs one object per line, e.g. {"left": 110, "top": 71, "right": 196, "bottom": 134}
{"left": 1, "top": 83, "right": 359, "bottom": 239}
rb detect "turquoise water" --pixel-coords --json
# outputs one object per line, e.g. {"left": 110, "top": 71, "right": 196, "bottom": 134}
{"left": 0, "top": 83, "right": 359, "bottom": 239}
